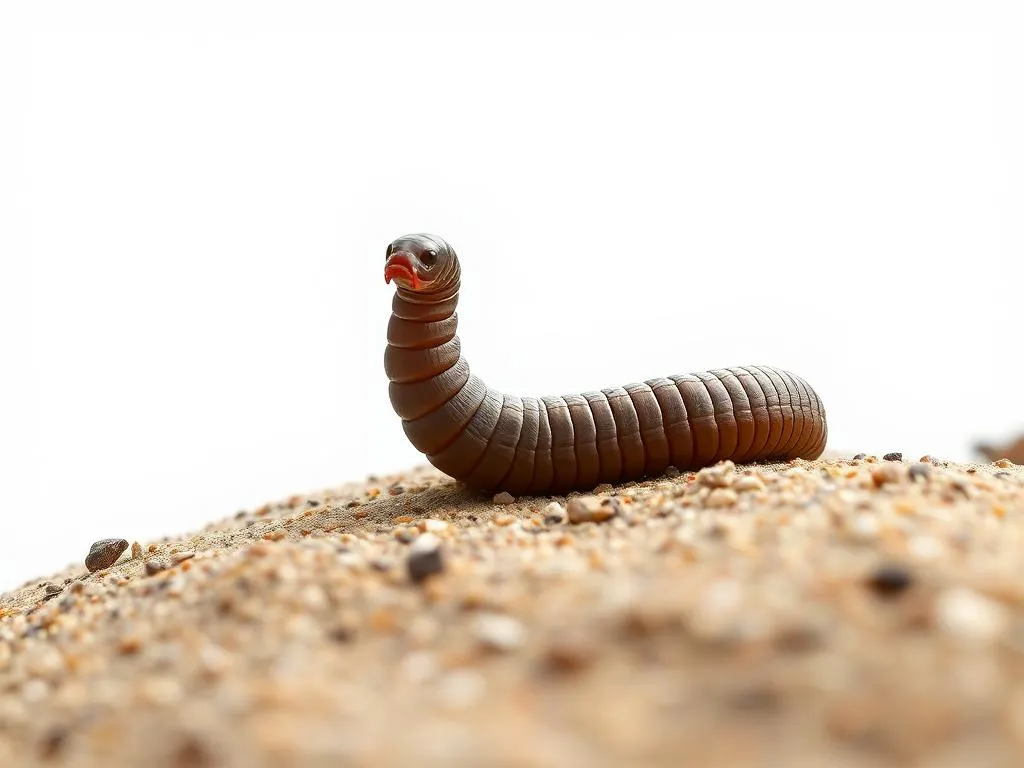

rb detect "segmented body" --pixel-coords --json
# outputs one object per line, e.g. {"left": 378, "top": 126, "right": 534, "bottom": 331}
{"left": 385, "top": 254, "right": 827, "bottom": 495}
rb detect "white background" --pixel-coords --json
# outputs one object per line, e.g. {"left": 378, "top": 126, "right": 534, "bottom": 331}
{"left": 2, "top": 1, "right": 1021, "bottom": 591}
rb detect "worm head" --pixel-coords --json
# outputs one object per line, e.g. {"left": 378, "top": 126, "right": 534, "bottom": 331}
{"left": 384, "top": 234, "right": 456, "bottom": 292}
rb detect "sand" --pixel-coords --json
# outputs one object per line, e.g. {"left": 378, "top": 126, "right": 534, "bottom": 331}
{"left": 4, "top": 453, "right": 1024, "bottom": 767}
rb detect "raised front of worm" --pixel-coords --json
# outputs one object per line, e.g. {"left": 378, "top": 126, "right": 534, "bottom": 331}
{"left": 384, "top": 234, "right": 827, "bottom": 495}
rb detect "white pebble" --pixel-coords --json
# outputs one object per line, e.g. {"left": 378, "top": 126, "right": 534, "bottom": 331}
{"left": 473, "top": 612, "right": 527, "bottom": 652}
{"left": 420, "top": 518, "right": 450, "bottom": 533}
{"left": 849, "top": 512, "right": 879, "bottom": 541}
{"left": 492, "top": 491, "right": 516, "bottom": 505}
{"left": 543, "top": 501, "right": 566, "bottom": 521}
{"left": 935, "top": 587, "right": 1009, "bottom": 643}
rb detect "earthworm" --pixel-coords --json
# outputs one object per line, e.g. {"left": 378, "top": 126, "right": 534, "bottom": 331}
{"left": 384, "top": 233, "right": 828, "bottom": 495}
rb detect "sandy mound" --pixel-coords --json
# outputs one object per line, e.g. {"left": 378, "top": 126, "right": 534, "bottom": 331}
{"left": 4, "top": 454, "right": 1024, "bottom": 766}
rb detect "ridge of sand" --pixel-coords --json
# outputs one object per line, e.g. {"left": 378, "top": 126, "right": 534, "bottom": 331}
{"left": 3, "top": 455, "right": 1024, "bottom": 766}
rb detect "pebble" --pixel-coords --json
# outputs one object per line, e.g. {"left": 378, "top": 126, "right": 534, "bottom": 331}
{"left": 864, "top": 564, "right": 914, "bottom": 598}
{"left": 406, "top": 533, "right": 445, "bottom": 583}
{"left": 734, "top": 474, "right": 766, "bottom": 492}
{"left": 84, "top": 539, "right": 129, "bottom": 573}
{"left": 935, "top": 587, "right": 1009, "bottom": 643}
{"left": 492, "top": 492, "right": 515, "bottom": 505}
{"left": 908, "top": 463, "right": 932, "bottom": 482}
{"left": 418, "top": 519, "right": 450, "bottom": 534}
{"left": 706, "top": 488, "right": 739, "bottom": 508}
{"left": 871, "top": 464, "right": 901, "bottom": 488}
{"left": 394, "top": 526, "right": 419, "bottom": 544}
{"left": 542, "top": 501, "right": 566, "bottom": 525}
{"left": 41, "top": 582, "right": 63, "bottom": 599}
{"left": 145, "top": 558, "right": 171, "bottom": 576}
{"left": 473, "top": 612, "right": 527, "bottom": 653}
{"left": 566, "top": 497, "right": 618, "bottom": 524}
{"left": 849, "top": 513, "right": 880, "bottom": 542}
{"left": 883, "top": 452, "right": 903, "bottom": 462}
{"left": 697, "top": 461, "right": 735, "bottom": 488}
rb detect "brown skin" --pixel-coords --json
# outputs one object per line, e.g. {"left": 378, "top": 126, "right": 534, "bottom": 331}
{"left": 384, "top": 233, "right": 828, "bottom": 495}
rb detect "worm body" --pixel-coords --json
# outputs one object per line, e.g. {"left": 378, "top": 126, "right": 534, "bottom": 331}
{"left": 384, "top": 234, "right": 827, "bottom": 495}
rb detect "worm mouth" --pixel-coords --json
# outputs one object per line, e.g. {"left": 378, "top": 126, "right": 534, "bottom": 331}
{"left": 384, "top": 252, "right": 422, "bottom": 290}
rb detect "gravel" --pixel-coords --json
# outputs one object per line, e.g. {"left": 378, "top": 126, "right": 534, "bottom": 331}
{"left": 3, "top": 456, "right": 1024, "bottom": 766}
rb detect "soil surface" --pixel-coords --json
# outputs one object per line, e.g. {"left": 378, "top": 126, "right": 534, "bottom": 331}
{"left": 4, "top": 454, "right": 1024, "bottom": 767}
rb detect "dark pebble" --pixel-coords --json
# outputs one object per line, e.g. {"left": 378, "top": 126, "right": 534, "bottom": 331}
{"left": 852, "top": 453, "right": 867, "bottom": 460}
{"left": 406, "top": 533, "right": 445, "bottom": 583}
{"left": 328, "top": 623, "right": 357, "bottom": 643}
{"left": 41, "top": 582, "right": 63, "bottom": 601}
{"left": 908, "top": 463, "right": 932, "bottom": 482}
{"left": 865, "top": 563, "right": 913, "bottom": 598}
{"left": 145, "top": 558, "right": 171, "bottom": 576}
{"left": 85, "top": 539, "right": 129, "bottom": 573}
{"left": 544, "top": 512, "right": 565, "bottom": 525}
{"left": 883, "top": 452, "right": 903, "bottom": 462}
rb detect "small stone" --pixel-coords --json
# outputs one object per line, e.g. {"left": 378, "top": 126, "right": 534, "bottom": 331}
{"left": 407, "top": 533, "right": 445, "bottom": 583}
{"left": 865, "top": 564, "right": 913, "bottom": 598}
{"left": 995, "top": 458, "right": 1015, "bottom": 468}
{"left": 697, "top": 461, "right": 735, "bottom": 488}
{"left": 566, "top": 496, "right": 618, "bottom": 524}
{"left": 852, "top": 453, "right": 867, "bottom": 460}
{"left": 935, "top": 587, "right": 1009, "bottom": 643}
{"left": 883, "top": 452, "right": 903, "bottom": 462}
{"left": 145, "top": 558, "right": 171, "bottom": 576}
{"left": 473, "top": 612, "right": 527, "bottom": 653}
{"left": 394, "top": 526, "right": 419, "bottom": 544}
{"left": 85, "top": 539, "right": 129, "bottom": 573}
{"left": 418, "top": 518, "right": 449, "bottom": 533}
{"left": 908, "top": 463, "right": 932, "bottom": 482}
{"left": 131, "top": 541, "right": 143, "bottom": 559}
{"left": 41, "top": 582, "right": 62, "bottom": 598}
{"left": 706, "top": 488, "right": 739, "bottom": 508}
{"left": 734, "top": 475, "right": 765, "bottom": 492}
{"left": 870, "top": 464, "right": 901, "bottom": 488}
{"left": 171, "top": 551, "right": 195, "bottom": 564}
{"left": 663, "top": 465, "right": 681, "bottom": 478}
{"left": 492, "top": 491, "right": 515, "bottom": 505}
{"left": 542, "top": 501, "right": 566, "bottom": 525}
{"left": 849, "top": 513, "right": 880, "bottom": 542}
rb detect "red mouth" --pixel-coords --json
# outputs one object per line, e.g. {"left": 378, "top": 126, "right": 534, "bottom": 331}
{"left": 384, "top": 252, "right": 422, "bottom": 289}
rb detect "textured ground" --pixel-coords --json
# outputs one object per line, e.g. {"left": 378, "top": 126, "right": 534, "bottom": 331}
{"left": 4, "top": 453, "right": 1024, "bottom": 767}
